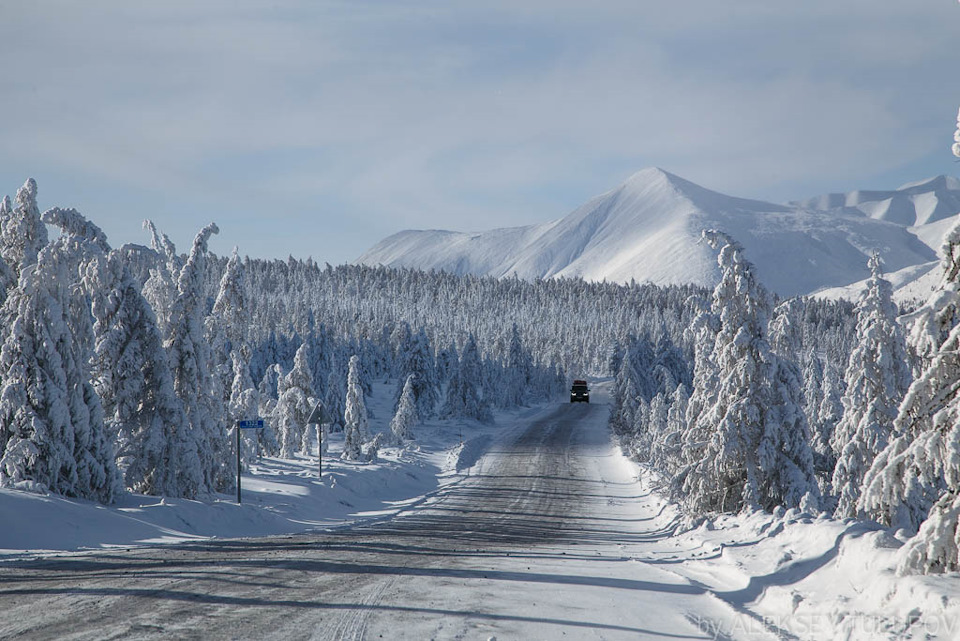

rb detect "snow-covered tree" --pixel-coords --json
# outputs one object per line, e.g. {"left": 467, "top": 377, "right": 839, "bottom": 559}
{"left": 634, "top": 391, "right": 668, "bottom": 464}
{"left": 0, "top": 179, "right": 48, "bottom": 280}
{"left": 324, "top": 369, "right": 345, "bottom": 432}
{"left": 769, "top": 298, "right": 805, "bottom": 361}
{"left": 394, "top": 328, "right": 441, "bottom": 418}
{"left": 498, "top": 324, "right": 532, "bottom": 408}
{"left": 341, "top": 355, "right": 368, "bottom": 461}
{"left": 678, "top": 231, "right": 817, "bottom": 514}
{"left": 275, "top": 343, "right": 314, "bottom": 458}
{"left": 41, "top": 207, "right": 110, "bottom": 253}
{"left": 0, "top": 238, "right": 120, "bottom": 503}
{"left": 390, "top": 374, "right": 419, "bottom": 444}
{"left": 607, "top": 339, "right": 624, "bottom": 377}
{"left": 90, "top": 252, "right": 198, "bottom": 497}
{"left": 256, "top": 364, "right": 282, "bottom": 456}
{"left": 859, "top": 220, "right": 960, "bottom": 573}
{"left": 206, "top": 249, "right": 248, "bottom": 404}
{"left": 140, "top": 220, "right": 181, "bottom": 336}
{"left": 0, "top": 195, "right": 10, "bottom": 232}
{"left": 651, "top": 383, "right": 689, "bottom": 477}
{"left": 0, "top": 196, "right": 13, "bottom": 304}
{"left": 440, "top": 334, "right": 493, "bottom": 423}
{"left": 164, "top": 223, "right": 229, "bottom": 494}
{"left": 229, "top": 348, "right": 260, "bottom": 467}
{"left": 211, "top": 249, "right": 248, "bottom": 349}
{"left": 831, "top": 254, "right": 911, "bottom": 518}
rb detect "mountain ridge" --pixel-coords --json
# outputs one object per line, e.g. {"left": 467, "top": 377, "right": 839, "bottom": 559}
{"left": 357, "top": 168, "right": 951, "bottom": 298}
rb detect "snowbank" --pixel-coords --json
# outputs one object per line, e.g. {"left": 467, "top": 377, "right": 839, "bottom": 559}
{"left": 624, "top": 466, "right": 960, "bottom": 640}
{"left": 0, "top": 382, "right": 526, "bottom": 560}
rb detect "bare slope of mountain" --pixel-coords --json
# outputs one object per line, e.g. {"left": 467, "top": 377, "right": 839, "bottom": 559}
{"left": 357, "top": 168, "right": 938, "bottom": 298}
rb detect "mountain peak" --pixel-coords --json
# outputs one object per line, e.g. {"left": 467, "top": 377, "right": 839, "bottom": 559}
{"left": 358, "top": 169, "right": 938, "bottom": 298}
{"left": 620, "top": 167, "right": 686, "bottom": 193}
{"left": 624, "top": 166, "right": 675, "bottom": 182}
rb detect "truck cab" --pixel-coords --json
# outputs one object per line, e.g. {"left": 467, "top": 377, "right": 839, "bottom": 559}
{"left": 570, "top": 380, "right": 590, "bottom": 403}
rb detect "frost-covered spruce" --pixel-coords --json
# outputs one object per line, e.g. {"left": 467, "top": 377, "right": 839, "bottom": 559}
{"left": 854, "top": 118, "right": 960, "bottom": 572}
{"left": 499, "top": 324, "right": 533, "bottom": 408}
{"left": 831, "top": 254, "right": 911, "bottom": 518}
{"left": 440, "top": 334, "right": 493, "bottom": 424}
{"left": 341, "top": 355, "right": 368, "bottom": 461}
{"left": 769, "top": 298, "right": 805, "bottom": 362}
{"left": 651, "top": 383, "right": 689, "bottom": 478}
{"left": 211, "top": 249, "right": 248, "bottom": 350}
{"left": 324, "top": 369, "right": 345, "bottom": 432}
{"left": 804, "top": 356, "right": 843, "bottom": 491}
{"left": 0, "top": 179, "right": 48, "bottom": 280}
{"left": 859, "top": 221, "right": 960, "bottom": 573}
{"left": 390, "top": 374, "right": 419, "bottom": 444}
{"left": 0, "top": 238, "right": 121, "bottom": 502}
{"left": 613, "top": 371, "right": 640, "bottom": 436}
{"left": 41, "top": 207, "right": 110, "bottom": 253}
{"left": 389, "top": 322, "right": 413, "bottom": 377}
{"left": 393, "top": 328, "right": 440, "bottom": 419}
{"left": 140, "top": 220, "right": 181, "bottom": 337}
{"left": 0, "top": 195, "right": 10, "bottom": 233}
{"left": 92, "top": 252, "right": 199, "bottom": 497}
{"left": 652, "top": 335, "right": 691, "bottom": 395}
{"left": 634, "top": 392, "right": 667, "bottom": 464}
{"left": 229, "top": 348, "right": 260, "bottom": 467}
{"left": 860, "top": 221, "right": 960, "bottom": 530}
{"left": 41, "top": 206, "right": 196, "bottom": 498}
{"left": 256, "top": 364, "right": 282, "bottom": 456}
{"left": 678, "top": 231, "right": 817, "bottom": 514}
{"left": 0, "top": 197, "right": 12, "bottom": 303}
{"left": 206, "top": 248, "right": 249, "bottom": 412}
{"left": 275, "top": 342, "right": 315, "bottom": 458}
{"left": 164, "top": 223, "right": 229, "bottom": 494}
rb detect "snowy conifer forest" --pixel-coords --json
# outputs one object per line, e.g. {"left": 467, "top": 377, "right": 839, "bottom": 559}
{"left": 7, "top": 155, "right": 960, "bottom": 585}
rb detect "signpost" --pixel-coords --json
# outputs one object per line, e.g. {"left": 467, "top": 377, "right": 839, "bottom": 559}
{"left": 236, "top": 419, "right": 264, "bottom": 504}
{"left": 306, "top": 401, "right": 326, "bottom": 479}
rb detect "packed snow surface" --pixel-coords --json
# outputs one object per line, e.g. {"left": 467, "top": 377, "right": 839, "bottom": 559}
{"left": 2, "top": 382, "right": 959, "bottom": 640}
{"left": 358, "top": 167, "right": 949, "bottom": 298}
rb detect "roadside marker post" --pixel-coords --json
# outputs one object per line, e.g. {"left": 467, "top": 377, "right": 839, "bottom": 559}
{"left": 306, "top": 401, "right": 327, "bottom": 479}
{"left": 236, "top": 419, "right": 265, "bottom": 504}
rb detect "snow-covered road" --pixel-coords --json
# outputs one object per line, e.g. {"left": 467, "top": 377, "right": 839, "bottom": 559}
{"left": 0, "top": 402, "right": 775, "bottom": 640}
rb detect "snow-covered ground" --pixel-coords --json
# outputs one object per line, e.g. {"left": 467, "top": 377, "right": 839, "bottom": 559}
{"left": 0, "top": 381, "right": 521, "bottom": 559}
{"left": 631, "top": 479, "right": 960, "bottom": 640}
{"left": 3, "top": 381, "right": 960, "bottom": 640}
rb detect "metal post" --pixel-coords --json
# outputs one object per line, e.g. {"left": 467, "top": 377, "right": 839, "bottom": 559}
{"left": 236, "top": 423, "right": 241, "bottom": 504}
{"left": 306, "top": 401, "right": 326, "bottom": 481}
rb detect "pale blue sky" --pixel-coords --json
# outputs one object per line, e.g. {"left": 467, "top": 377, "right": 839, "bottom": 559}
{"left": 1, "top": 1, "right": 958, "bottom": 263}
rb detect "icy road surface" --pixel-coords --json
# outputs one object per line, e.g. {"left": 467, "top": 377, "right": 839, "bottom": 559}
{"left": 0, "top": 403, "right": 776, "bottom": 641}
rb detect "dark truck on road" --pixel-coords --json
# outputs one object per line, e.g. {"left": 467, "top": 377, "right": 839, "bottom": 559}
{"left": 570, "top": 380, "right": 590, "bottom": 403}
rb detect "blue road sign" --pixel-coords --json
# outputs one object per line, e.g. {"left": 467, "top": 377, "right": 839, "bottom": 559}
{"left": 238, "top": 419, "right": 264, "bottom": 429}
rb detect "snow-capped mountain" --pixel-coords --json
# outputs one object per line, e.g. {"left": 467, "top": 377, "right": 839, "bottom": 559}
{"left": 357, "top": 168, "right": 941, "bottom": 298}
{"left": 794, "top": 175, "right": 960, "bottom": 227}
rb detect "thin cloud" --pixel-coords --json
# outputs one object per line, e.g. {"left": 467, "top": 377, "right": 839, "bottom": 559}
{"left": 0, "top": 1, "right": 957, "bottom": 263}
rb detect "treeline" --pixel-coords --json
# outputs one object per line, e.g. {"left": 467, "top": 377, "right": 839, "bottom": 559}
{"left": 0, "top": 180, "right": 569, "bottom": 503}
